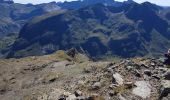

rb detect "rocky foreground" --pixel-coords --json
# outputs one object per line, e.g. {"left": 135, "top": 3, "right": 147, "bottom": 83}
{"left": 0, "top": 49, "right": 170, "bottom": 100}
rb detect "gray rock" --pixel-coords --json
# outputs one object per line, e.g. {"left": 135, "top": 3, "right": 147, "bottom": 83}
{"left": 66, "top": 48, "right": 78, "bottom": 58}
{"left": 106, "top": 63, "right": 114, "bottom": 68}
{"left": 107, "top": 68, "right": 114, "bottom": 73}
{"left": 126, "top": 66, "right": 133, "bottom": 71}
{"left": 58, "top": 95, "right": 67, "bottom": 100}
{"left": 87, "top": 94, "right": 104, "bottom": 100}
{"left": 152, "top": 74, "right": 161, "bottom": 80}
{"left": 163, "top": 69, "right": 170, "bottom": 80}
{"left": 141, "top": 64, "right": 149, "bottom": 68}
{"left": 75, "top": 90, "right": 83, "bottom": 97}
{"left": 112, "top": 73, "right": 124, "bottom": 85}
{"left": 67, "top": 94, "right": 77, "bottom": 100}
{"left": 124, "top": 82, "right": 134, "bottom": 89}
{"left": 92, "top": 82, "right": 101, "bottom": 90}
{"left": 150, "top": 62, "right": 155, "bottom": 66}
{"left": 76, "top": 96, "right": 87, "bottom": 100}
{"left": 160, "top": 80, "right": 170, "bottom": 99}
{"left": 158, "top": 67, "right": 168, "bottom": 73}
{"left": 109, "top": 84, "right": 116, "bottom": 89}
{"left": 119, "top": 94, "right": 126, "bottom": 100}
{"left": 109, "top": 91, "right": 116, "bottom": 97}
{"left": 144, "top": 70, "right": 151, "bottom": 76}
{"left": 47, "top": 89, "right": 72, "bottom": 100}
{"left": 135, "top": 70, "right": 141, "bottom": 77}
{"left": 132, "top": 81, "right": 151, "bottom": 98}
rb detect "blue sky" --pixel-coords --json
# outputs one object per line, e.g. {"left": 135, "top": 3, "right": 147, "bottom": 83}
{"left": 14, "top": 0, "right": 170, "bottom": 6}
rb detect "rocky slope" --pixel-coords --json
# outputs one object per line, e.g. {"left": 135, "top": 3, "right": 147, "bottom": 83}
{"left": 8, "top": 2, "right": 170, "bottom": 58}
{"left": 0, "top": 49, "right": 170, "bottom": 100}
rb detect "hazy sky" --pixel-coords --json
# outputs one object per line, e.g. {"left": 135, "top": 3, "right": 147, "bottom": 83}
{"left": 14, "top": 0, "right": 170, "bottom": 6}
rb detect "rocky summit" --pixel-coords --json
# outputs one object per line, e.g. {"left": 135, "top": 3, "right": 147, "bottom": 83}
{"left": 0, "top": 49, "right": 170, "bottom": 100}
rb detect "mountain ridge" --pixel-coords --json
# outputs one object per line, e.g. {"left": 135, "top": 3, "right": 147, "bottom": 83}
{"left": 7, "top": 2, "right": 170, "bottom": 58}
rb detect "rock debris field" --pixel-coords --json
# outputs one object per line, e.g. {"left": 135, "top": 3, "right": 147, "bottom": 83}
{"left": 0, "top": 50, "right": 170, "bottom": 100}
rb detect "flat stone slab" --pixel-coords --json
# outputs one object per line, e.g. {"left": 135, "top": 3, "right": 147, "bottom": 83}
{"left": 112, "top": 73, "right": 124, "bottom": 85}
{"left": 132, "top": 81, "right": 151, "bottom": 98}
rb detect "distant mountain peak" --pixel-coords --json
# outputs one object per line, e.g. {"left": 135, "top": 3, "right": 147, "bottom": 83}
{"left": 127, "top": 0, "right": 134, "bottom": 3}
{"left": 0, "top": 0, "right": 14, "bottom": 4}
{"left": 56, "top": 0, "right": 135, "bottom": 9}
{"left": 123, "top": 0, "right": 135, "bottom": 5}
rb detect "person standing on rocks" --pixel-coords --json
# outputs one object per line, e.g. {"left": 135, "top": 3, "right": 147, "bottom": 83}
{"left": 164, "top": 49, "right": 170, "bottom": 65}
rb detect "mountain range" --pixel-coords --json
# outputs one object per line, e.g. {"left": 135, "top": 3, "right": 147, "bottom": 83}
{"left": 0, "top": 0, "right": 137, "bottom": 36}
{"left": 0, "top": 0, "right": 170, "bottom": 58}
{"left": 6, "top": 1, "right": 170, "bottom": 58}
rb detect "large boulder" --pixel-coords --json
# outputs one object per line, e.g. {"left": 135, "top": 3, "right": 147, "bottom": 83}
{"left": 132, "top": 81, "right": 151, "bottom": 98}
{"left": 112, "top": 73, "right": 124, "bottom": 85}
{"left": 160, "top": 80, "right": 170, "bottom": 99}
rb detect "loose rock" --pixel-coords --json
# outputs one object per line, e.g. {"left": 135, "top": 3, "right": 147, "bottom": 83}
{"left": 75, "top": 90, "right": 83, "bottom": 97}
{"left": 160, "top": 80, "right": 170, "bottom": 99}
{"left": 144, "top": 70, "right": 152, "bottom": 76}
{"left": 124, "top": 82, "right": 134, "bottom": 89}
{"left": 112, "top": 73, "right": 124, "bottom": 85}
{"left": 119, "top": 94, "right": 126, "bottom": 100}
{"left": 163, "top": 69, "right": 170, "bottom": 80}
{"left": 92, "top": 82, "right": 101, "bottom": 90}
{"left": 88, "top": 94, "right": 105, "bottom": 100}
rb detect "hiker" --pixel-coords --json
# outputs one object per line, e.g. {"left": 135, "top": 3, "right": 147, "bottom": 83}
{"left": 164, "top": 49, "right": 170, "bottom": 65}
{"left": 165, "top": 49, "right": 170, "bottom": 57}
